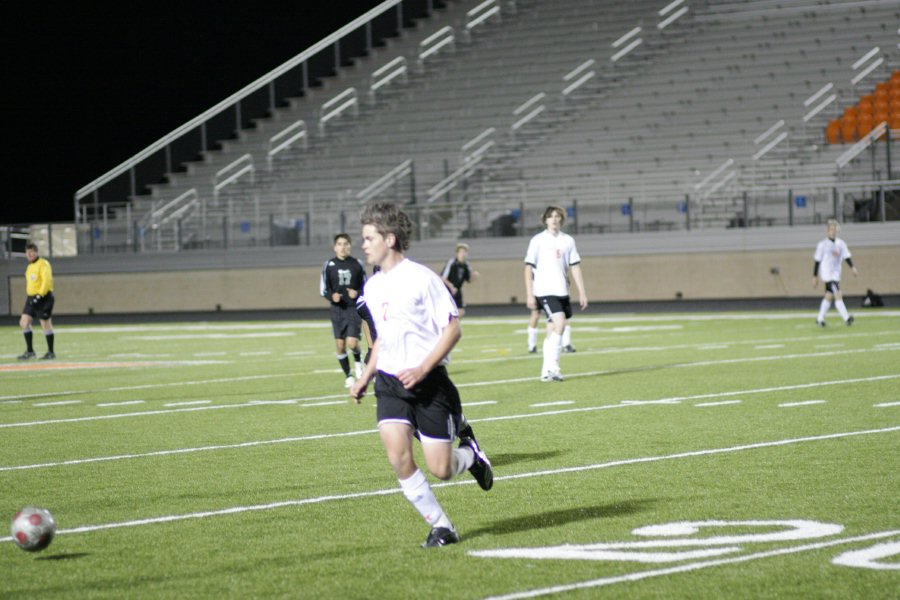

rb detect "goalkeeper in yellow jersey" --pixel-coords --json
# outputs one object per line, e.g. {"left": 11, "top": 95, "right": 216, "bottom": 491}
{"left": 18, "top": 242, "right": 56, "bottom": 359}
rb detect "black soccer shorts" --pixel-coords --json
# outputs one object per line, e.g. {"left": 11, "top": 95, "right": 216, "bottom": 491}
{"left": 824, "top": 281, "right": 841, "bottom": 294}
{"left": 23, "top": 293, "right": 54, "bottom": 321}
{"left": 536, "top": 295, "right": 572, "bottom": 320}
{"left": 330, "top": 304, "right": 362, "bottom": 339}
{"left": 374, "top": 366, "right": 462, "bottom": 442}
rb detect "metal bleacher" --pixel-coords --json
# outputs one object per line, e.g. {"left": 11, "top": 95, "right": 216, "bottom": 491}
{"left": 113, "top": 0, "right": 899, "bottom": 251}
{"left": 483, "top": 0, "right": 900, "bottom": 232}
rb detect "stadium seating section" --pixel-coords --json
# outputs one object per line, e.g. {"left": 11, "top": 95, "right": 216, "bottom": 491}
{"left": 826, "top": 71, "right": 900, "bottom": 143}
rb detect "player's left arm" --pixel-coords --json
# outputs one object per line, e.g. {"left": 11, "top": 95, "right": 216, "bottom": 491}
{"left": 347, "top": 259, "right": 366, "bottom": 300}
{"left": 570, "top": 264, "right": 588, "bottom": 310}
{"left": 845, "top": 255, "right": 858, "bottom": 276}
{"left": 468, "top": 262, "right": 479, "bottom": 282}
{"left": 397, "top": 316, "right": 461, "bottom": 390}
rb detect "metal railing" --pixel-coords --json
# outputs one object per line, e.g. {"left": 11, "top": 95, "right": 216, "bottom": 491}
{"left": 73, "top": 0, "right": 407, "bottom": 217}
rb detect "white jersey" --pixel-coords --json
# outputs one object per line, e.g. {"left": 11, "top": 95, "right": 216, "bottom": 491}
{"left": 363, "top": 258, "right": 459, "bottom": 375}
{"left": 524, "top": 229, "right": 581, "bottom": 297}
{"left": 814, "top": 237, "right": 851, "bottom": 282}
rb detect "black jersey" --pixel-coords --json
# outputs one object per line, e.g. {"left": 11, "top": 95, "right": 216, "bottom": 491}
{"left": 441, "top": 258, "right": 472, "bottom": 290}
{"left": 320, "top": 256, "right": 367, "bottom": 308}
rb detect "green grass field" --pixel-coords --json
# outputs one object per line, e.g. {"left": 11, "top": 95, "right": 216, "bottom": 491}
{"left": 2, "top": 309, "right": 899, "bottom": 599}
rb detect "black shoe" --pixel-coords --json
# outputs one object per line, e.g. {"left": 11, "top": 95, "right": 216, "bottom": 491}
{"left": 846, "top": 316, "right": 854, "bottom": 326}
{"left": 816, "top": 320, "right": 826, "bottom": 328}
{"left": 562, "top": 344, "right": 577, "bottom": 353}
{"left": 421, "top": 527, "right": 459, "bottom": 548}
{"left": 17, "top": 351, "right": 36, "bottom": 360}
{"left": 459, "top": 436, "right": 493, "bottom": 491}
{"left": 458, "top": 420, "right": 475, "bottom": 442}
{"left": 41, "top": 352, "right": 56, "bottom": 360}
{"left": 528, "top": 346, "right": 537, "bottom": 354}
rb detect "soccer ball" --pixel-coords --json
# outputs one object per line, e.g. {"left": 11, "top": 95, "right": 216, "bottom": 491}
{"left": 10, "top": 506, "right": 56, "bottom": 552}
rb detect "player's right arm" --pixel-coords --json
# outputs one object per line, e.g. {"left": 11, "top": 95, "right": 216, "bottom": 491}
{"left": 320, "top": 261, "right": 332, "bottom": 300}
{"left": 524, "top": 264, "right": 536, "bottom": 309}
{"left": 440, "top": 259, "right": 457, "bottom": 294}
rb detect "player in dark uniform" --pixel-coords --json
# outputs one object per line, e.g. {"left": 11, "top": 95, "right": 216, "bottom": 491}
{"left": 320, "top": 233, "right": 367, "bottom": 388}
{"left": 440, "top": 243, "right": 478, "bottom": 318}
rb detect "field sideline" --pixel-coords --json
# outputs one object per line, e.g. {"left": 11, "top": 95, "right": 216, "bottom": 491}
{"left": 1, "top": 310, "right": 898, "bottom": 599}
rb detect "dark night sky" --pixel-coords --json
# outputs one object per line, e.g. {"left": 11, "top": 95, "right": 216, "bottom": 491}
{"left": 3, "top": 2, "right": 387, "bottom": 225}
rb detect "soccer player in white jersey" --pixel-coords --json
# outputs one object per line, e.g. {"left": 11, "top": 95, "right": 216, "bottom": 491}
{"left": 349, "top": 202, "right": 493, "bottom": 548}
{"left": 524, "top": 205, "right": 588, "bottom": 381}
{"left": 813, "top": 218, "right": 858, "bottom": 326}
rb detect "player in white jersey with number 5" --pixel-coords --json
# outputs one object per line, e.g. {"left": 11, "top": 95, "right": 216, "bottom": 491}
{"left": 813, "top": 218, "right": 858, "bottom": 327}
{"left": 350, "top": 202, "right": 493, "bottom": 549}
{"left": 524, "top": 205, "right": 588, "bottom": 382}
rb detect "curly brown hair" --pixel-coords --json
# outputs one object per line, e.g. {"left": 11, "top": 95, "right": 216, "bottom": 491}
{"left": 360, "top": 202, "right": 413, "bottom": 251}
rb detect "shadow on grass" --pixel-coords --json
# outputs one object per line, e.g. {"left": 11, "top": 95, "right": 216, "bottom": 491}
{"left": 487, "top": 450, "right": 565, "bottom": 468}
{"left": 462, "top": 499, "right": 656, "bottom": 541}
{"left": 37, "top": 552, "right": 90, "bottom": 561}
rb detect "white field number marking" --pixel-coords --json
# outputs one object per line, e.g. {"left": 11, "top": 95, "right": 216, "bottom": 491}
{"left": 471, "top": 520, "right": 844, "bottom": 563}
{"left": 470, "top": 520, "right": 900, "bottom": 597}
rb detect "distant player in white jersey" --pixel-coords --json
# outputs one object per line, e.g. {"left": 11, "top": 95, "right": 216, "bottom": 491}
{"left": 524, "top": 205, "right": 588, "bottom": 381}
{"left": 350, "top": 202, "right": 493, "bottom": 548}
{"left": 813, "top": 218, "right": 858, "bottom": 326}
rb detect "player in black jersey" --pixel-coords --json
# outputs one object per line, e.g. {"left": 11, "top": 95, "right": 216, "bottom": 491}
{"left": 440, "top": 243, "right": 478, "bottom": 318}
{"left": 320, "top": 233, "right": 367, "bottom": 387}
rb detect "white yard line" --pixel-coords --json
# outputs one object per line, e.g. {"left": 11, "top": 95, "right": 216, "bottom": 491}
{"left": 32, "top": 400, "right": 83, "bottom": 407}
{"left": 0, "top": 426, "right": 897, "bottom": 543}
{"left": 779, "top": 400, "right": 827, "bottom": 408}
{"left": 3, "top": 374, "right": 898, "bottom": 472}
{"left": 163, "top": 400, "right": 212, "bottom": 407}
{"left": 481, "top": 311, "right": 900, "bottom": 325}
{"left": 464, "top": 330, "right": 900, "bottom": 366}
{"left": 530, "top": 401, "right": 575, "bottom": 408}
{"left": 874, "top": 401, "right": 900, "bottom": 408}
{"left": 0, "top": 373, "right": 294, "bottom": 402}
{"left": 695, "top": 400, "right": 743, "bottom": 408}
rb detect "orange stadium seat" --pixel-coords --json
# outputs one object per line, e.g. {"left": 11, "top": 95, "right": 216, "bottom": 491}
{"left": 841, "top": 120, "right": 858, "bottom": 143}
{"left": 825, "top": 119, "right": 841, "bottom": 144}
{"left": 889, "top": 113, "right": 900, "bottom": 130}
{"left": 856, "top": 118, "right": 874, "bottom": 139}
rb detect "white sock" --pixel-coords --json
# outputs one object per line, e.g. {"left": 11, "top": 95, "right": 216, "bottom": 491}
{"left": 527, "top": 327, "right": 538, "bottom": 349}
{"left": 453, "top": 446, "right": 475, "bottom": 476}
{"left": 835, "top": 299, "right": 850, "bottom": 320}
{"left": 543, "top": 331, "right": 562, "bottom": 373}
{"left": 399, "top": 469, "right": 452, "bottom": 530}
{"left": 817, "top": 299, "right": 830, "bottom": 323}
{"left": 562, "top": 325, "right": 571, "bottom": 347}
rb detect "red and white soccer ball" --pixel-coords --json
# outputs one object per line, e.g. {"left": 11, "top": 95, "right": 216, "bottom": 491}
{"left": 10, "top": 506, "right": 56, "bottom": 552}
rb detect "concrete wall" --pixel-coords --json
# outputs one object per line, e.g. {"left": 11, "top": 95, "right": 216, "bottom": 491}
{"left": 9, "top": 244, "right": 899, "bottom": 315}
